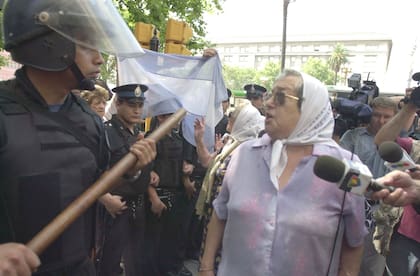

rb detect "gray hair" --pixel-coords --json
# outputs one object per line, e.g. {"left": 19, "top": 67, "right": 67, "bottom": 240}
{"left": 275, "top": 69, "right": 304, "bottom": 108}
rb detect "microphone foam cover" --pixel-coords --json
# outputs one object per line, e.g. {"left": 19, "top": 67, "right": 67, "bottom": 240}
{"left": 313, "top": 155, "right": 346, "bottom": 183}
{"left": 378, "top": 141, "right": 403, "bottom": 163}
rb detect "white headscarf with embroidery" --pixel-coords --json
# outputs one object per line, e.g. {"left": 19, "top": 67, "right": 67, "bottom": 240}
{"left": 270, "top": 72, "right": 336, "bottom": 186}
{"left": 230, "top": 103, "right": 265, "bottom": 142}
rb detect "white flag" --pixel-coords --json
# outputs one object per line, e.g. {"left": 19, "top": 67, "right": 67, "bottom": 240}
{"left": 117, "top": 49, "right": 227, "bottom": 149}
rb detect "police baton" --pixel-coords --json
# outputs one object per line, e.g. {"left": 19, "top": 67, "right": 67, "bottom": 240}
{"left": 26, "top": 108, "right": 187, "bottom": 255}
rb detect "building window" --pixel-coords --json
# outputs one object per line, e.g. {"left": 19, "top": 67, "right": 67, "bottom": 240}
{"left": 223, "top": 55, "right": 233, "bottom": 62}
{"left": 240, "top": 47, "right": 248, "bottom": 53}
{"left": 258, "top": 45, "right": 269, "bottom": 52}
{"left": 365, "top": 44, "right": 379, "bottom": 51}
{"left": 225, "top": 47, "right": 233, "bottom": 53}
{"left": 270, "top": 45, "right": 281, "bottom": 52}
{"left": 291, "top": 45, "right": 302, "bottom": 52}
{"left": 239, "top": 55, "right": 249, "bottom": 62}
{"left": 303, "top": 45, "right": 312, "bottom": 52}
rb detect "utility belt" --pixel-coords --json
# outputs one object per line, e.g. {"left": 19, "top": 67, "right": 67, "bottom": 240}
{"left": 155, "top": 188, "right": 180, "bottom": 211}
{"left": 124, "top": 194, "right": 145, "bottom": 221}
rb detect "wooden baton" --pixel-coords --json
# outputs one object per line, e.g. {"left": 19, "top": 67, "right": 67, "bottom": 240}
{"left": 26, "top": 108, "right": 187, "bottom": 255}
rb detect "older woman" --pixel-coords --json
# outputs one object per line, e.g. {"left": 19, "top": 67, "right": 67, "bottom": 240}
{"left": 200, "top": 69, "right": 367, "bottom": 276}
{"left": 80, "top": 84, "right": 109, "bottom": 118}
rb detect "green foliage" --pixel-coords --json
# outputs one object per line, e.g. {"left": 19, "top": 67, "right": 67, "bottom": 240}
{"left": 302, "top": 57, "right": 335, "bottom": 85}
{"left": 222, "top": 62, "right": 281, "bottom": 92}
{"left": 99, "top": 54, "right": 117, "bottom": 85}
{"left": 99, "top": 0, "right": 224, "bottom": 83}
{"left": 222, "top": 65, "right": 257, "bottom": 90}
{"left": 328, "top": 43, "right": 349, "bottom": 84}
{"left": 256, "top": 62, "right": 281, "bottom": 91}
{"left": 0, "top": 10, "right": 9, "bottom": 68}
{"left": 113, "top": 0, "right": 223, "bottom": 52}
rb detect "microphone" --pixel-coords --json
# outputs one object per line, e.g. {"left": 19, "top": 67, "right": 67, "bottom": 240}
{"left": 313, "top": 155, "right": 394, "bottom": 196}
{"left": 378, "top": 141, "right": 417, "bottom": 172}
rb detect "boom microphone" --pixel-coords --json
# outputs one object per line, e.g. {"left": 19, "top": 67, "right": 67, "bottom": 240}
{"left": 313, "top": 155, "right": 394, "bottom": 196}
{"left": 378, "top": 141, "right": 417, "bottom": 172}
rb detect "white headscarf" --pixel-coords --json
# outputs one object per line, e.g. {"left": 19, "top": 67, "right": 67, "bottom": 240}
{"left": 230, "top": 103, "right": 265, "bottom": 142}
{"left": 270, "top": 72, "right": 336, "bottom": 186}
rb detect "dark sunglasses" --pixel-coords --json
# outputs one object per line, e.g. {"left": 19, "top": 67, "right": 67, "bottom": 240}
{"left": 263, "top": 90, "right": 300, "bottom": 106}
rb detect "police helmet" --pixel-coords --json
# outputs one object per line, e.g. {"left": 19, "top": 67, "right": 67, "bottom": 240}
{"left": 2, "top": 0, "right": 144, "bottom": 72}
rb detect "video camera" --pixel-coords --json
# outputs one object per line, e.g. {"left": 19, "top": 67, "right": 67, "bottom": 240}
{"left": 403, "top": 72, "right": 420, "bottom": 107}
{"left": 332, "top": 73, "right": 378, "bottom": 131}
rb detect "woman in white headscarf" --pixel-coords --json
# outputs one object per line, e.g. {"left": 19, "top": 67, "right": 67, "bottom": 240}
{"left": 194, "top": 103, "right": 264, "bottom": 272}
{"left": 199, "top": 69, "right": 367, "bottom": 276}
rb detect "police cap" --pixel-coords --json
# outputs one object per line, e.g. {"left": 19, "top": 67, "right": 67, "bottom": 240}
{"left": 112, "top": 84, "right": 147, "bottom": 103}
{"left": 243, "top": 84, "right": 267, "bottom": 99}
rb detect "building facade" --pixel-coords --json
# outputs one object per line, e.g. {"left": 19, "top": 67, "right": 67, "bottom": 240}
{"left": 212, "top": 33, "right": 392, "bottom": 86}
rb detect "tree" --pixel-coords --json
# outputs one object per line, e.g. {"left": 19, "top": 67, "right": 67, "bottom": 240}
{"left": 114, "top": 0, "right": 223, "bottom": 52}
{"left": 302, "top": 57, "right": 335, "bottom": 85}
{"left": 328, "top": 43, "right": 348, "bottom": 85}
{"left": 222, "top": 62, "right": 281, "bottom": 92}
{"left": 98, "top": 0, "right": 223, "bottom": 84}
{"left": 222, "top": 65, "right": 257, "bottom": 90}
{"left": 100, "top": 54, "right": 117, "bottom": 85}
{"left": 256, "top": 62, "right": 281, "bottom": 91}
{"left": 0, "top": 11, "right": 10, "bottom": 68}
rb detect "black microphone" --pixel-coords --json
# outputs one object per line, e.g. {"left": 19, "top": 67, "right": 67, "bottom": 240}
{"left": 314, "top": 155, "right": 394, "bottom": 196}
{"left": 378, "top": 141, "right": 417, "bottom": 172}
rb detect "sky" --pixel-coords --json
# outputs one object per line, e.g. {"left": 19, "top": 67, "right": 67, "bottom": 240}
{"left": 203, "top": 0, "right": 420, "bottom": 93}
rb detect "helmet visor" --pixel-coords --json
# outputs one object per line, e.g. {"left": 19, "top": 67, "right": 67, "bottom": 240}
{"left": 38, "top": 0, "right": 144, "bottom": 57}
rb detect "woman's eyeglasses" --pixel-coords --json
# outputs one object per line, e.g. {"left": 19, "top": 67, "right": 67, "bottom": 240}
{"left": 263, "top": 90, "right": 301, "bottom": 106}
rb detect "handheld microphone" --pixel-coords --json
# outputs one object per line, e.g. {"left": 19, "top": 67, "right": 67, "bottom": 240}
{"left": 378, "top": 141, "right": 417, "bottom": 172}
{"left": 313, "top": 155, "right": 394, "bottom": 196}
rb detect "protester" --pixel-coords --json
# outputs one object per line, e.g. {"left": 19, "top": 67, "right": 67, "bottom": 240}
{"left": 194, "top": 102, "right": 264, "bottom": 273}
{"left": 0, "top": 1, "right": 156, "bottom": 275}
{"left": 80, "top": 85, "right": 110, "bottom": 118}
{"left": 200, "top": 69, "right": 367, "bottom": 276}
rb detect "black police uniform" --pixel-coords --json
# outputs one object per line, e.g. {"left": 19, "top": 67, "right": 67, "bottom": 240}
{"left": 244, "top": 83, "right": 267, "bottom": 115}
{"left": 143, "top": 116, "right": 192, "bottom": 276}
{"left": 180, "top": 141, "right": 207, "bottom": 260}
{"left": 96, "top": 84, "right": 151, "bottom": 276}
{"left": 0, "top": 68, "right": 107, "bottom": 275}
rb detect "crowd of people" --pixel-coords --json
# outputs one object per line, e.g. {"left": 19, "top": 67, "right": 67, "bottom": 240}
{"left": 1, "top": 1, "right": 420, "bottom": 276}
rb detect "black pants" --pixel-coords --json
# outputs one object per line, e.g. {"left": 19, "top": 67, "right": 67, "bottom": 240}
{"left": 143, "top": 190, "right": 187, "bottom": 275}
{"left": 182, "top": 177, "right": 204, "bottom": 259}
{"left": 34, "top": 257, "right": 95, "bottom": 276}
{"left": 96, "top": 198, "right": 145, "bottom": 276}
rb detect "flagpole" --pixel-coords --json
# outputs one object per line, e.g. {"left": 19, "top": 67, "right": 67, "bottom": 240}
{"left": 26, "top": 108, "right": 187, "bottom": 255}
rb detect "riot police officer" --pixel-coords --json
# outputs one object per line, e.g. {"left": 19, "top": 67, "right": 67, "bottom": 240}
{"left": 144, "top": 99, "right": 193, "bottom": 276}
{"left": 0, "top": 1, "right": 156, "bottom": 275}
{"left": 97, "top": 84, "right": 157, "bottom": 276}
